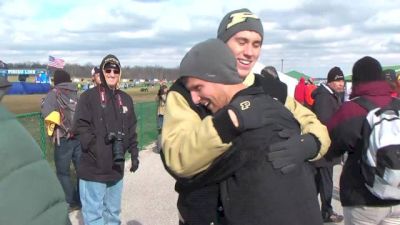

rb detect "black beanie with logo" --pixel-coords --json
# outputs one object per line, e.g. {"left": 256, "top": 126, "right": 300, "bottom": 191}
{"left": 180, "top": 39, "right": 242, "bottom": 84}
{"left": 327, "top": 67, "right": 344, "bottom": 83}
{"left": 217, "top": 8, "right": 264, "bottom": 43}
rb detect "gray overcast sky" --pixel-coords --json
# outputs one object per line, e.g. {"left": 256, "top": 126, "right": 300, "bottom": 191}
{"left": 1, "top": 0, "right": 399, "bottom": 77}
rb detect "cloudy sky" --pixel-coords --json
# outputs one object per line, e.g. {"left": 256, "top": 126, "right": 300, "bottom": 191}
{"left": 1, "top": 0, "right": 399, "bottom": 77}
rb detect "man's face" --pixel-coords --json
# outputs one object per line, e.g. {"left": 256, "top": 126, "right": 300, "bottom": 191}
{"left": 226, "top": 30, "right": 262, "bottom": 78}
{"left": 185, "top": 77, "right": 230, "bottom": 113}
{"left": 104, "top": 67, "right": 120, "bottom": 89}
{"left": 328, "top": 80, "right": 345, "bottom": 93}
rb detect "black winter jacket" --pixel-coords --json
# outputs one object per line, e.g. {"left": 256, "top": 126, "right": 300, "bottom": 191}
{"left": 326, "top": 81, "right": 400, "bottom": 207}
{"left": 74, "top": 87, "right": 138, "bottom": 182}
{"left": 311, "top": 84, "right": 342, "bottom": 167}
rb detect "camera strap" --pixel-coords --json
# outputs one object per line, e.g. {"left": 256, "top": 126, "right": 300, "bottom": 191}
{"left": 98, "top": 87, "right": 125, "bottom": 135}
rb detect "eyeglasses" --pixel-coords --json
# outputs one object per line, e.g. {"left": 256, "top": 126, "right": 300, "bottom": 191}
{"left": 105, "top": 69, "right": 120, "bottom": 74}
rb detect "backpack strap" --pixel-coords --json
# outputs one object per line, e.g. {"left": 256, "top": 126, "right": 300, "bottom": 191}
{"left": 353, "top": 96, "right": 377, "bottom": 112}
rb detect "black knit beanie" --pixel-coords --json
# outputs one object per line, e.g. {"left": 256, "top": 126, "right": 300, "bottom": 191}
{"left": 180, "top": 39, "right": 242, "bottom": 84}
{"left": 327, "top": 66, "right": 344, "bottom": 83}
{"left": 53, "top": 69, "right": 71, "bottom": 85}
{"left": 352, "top": 56, "right": 384, "bottom": 85}
{"left": 217, "top": 8, "right": 264, "bottom": 43}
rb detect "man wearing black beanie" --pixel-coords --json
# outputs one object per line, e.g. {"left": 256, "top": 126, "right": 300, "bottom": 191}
{"left": 326, "top": 56, "right": 400, "bottom": 224}
{"left": 161, "top": 8, "right": 330, "bottom": 225}
{"left": 311, "top": 66, "right": 345, "bottom": 223}
{"left": 41, "top": 69, "right": 82, "bottom": 212}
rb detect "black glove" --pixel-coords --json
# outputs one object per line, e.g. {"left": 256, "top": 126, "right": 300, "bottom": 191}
{"left": 130, "top": 158, "right": 139, "bottom": 173}
{"left": 267, "top": 132, "right": 319, "bottom": 174}
{"left": 227, "top": 94, "right": 278, "bottom": 132}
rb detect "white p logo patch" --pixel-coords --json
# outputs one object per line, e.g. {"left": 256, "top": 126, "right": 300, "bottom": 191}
{"left": 240, "top": 101, "right": 251, "bottom": 110}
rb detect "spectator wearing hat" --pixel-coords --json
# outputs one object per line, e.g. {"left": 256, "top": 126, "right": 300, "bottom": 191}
{"left": 41, "top": 69, "right": 82, "bottom": 212}
{"left": 383, "top": 69, "right": 400, "bottom": 97}
{"left": 311, "top": 66, "right": 345, "bottom": 223}
{"left": 91, "top": 66, "right": 101, "bottom": 87}
{"left": 326, "top": 56, "right": 400, "bottom": 224}
{"left": 171, "top": 38, "right": 322, "bottom": 225}
{"left": 73, "top": 54, "right": 139, "bottom": 225}
{"left": 1, "top": 76, "right": 72, "bottom": 225}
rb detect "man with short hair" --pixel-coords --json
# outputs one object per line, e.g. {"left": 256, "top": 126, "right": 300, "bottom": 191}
{"left": 311, "top": 66, "right": 345, "bottom": 223}
{"left": 162, "top": 8, "right": 330, "bottom": 224}
{"left": 74, "top": 55, "right": 139, "bottom": 225}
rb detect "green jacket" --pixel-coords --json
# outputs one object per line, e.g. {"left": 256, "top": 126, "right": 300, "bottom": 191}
{"left": 0, "top": 105, "right": 70, "bottom": 225}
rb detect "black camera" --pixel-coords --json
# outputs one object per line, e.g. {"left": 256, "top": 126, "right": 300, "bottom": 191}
{"left": 105, "top": 131, "right": 125, "bottom": 164}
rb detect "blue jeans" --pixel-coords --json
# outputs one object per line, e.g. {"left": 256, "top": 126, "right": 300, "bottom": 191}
{"left": 157, "top": 115, "right": 164, "bottom": 131}
{"left": 79, "top": 179, "right": 123, "bottom": 225}
{"left": 54, "top": 137, "right": 81, "bottom": 206}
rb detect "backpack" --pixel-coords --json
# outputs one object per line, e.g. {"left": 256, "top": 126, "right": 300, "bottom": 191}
{"left": 54, "top": 88, "right": 78, "bottom": 134}
{"left": 354, "top": 97, "right": 400, "bottom": 200}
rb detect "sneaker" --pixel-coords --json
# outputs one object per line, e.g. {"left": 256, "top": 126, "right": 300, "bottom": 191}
{"left": 323, "top": 212, "right": 344, "bottom": 223}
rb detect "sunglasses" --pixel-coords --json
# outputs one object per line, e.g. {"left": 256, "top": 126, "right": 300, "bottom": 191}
{"left": 105, "top": 69, "right": 120, "bottom": 74}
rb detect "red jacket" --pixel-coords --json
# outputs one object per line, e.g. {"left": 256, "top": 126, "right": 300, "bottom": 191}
{"left": 294, "top": 77, "right": 306, "bottom": 104}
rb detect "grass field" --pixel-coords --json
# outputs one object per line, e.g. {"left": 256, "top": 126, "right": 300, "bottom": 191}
{"left": 2, "top": 86, "right": 160, "bottom": 114}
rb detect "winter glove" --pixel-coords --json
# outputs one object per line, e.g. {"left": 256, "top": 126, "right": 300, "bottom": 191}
{"left": 130, "top": 158, "right": 139, "bottom": 173}
{"left": 227, "top": 94, "right": 278, "bottom": 132}
{"left": 267, "top": 132, "right": 319, "bottom": 174}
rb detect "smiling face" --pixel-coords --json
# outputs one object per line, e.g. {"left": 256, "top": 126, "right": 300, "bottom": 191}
{"left": 104, "top": 67, "right": 120, "bottom": 89}
{"left": 185, "top": 77, "right": 231, "bottom": 113}
{"left": 226, "top": 30, "right": 262, "bottom": 78}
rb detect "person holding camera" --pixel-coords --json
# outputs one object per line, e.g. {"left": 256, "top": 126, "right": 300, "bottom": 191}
{"left": 73, "top": 54, "right": 139, "bottom": 225}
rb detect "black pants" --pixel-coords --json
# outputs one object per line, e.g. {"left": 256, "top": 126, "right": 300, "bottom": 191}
{"left": 314, "top": 166, "right": 334, "bottom": 218}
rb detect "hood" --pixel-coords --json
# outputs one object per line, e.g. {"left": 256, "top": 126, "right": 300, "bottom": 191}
{"left": 99, "top": 54, "right": 122, "bottom": 90}
{"left": 350, "top": 80, "right": 392, "bottom": 99}
{"left": 299, "top": 77, "right": 305, "bottom": 84}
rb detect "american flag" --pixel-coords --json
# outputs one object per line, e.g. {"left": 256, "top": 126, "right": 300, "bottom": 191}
{"left": 48, "top": 56, "right": 65, "bottom": 69}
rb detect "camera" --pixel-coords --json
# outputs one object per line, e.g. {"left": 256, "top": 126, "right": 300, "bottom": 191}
{"left": 105, "top": 131, "right": 125, "bottom": 164}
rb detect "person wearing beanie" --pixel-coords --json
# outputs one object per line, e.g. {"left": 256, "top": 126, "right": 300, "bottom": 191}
{"left": 326, "top": 56, "right": 400, "bottom": 224}
{"left": 91, "top": 66, "right": 101, "bottom": 86}
{"left": 310, "top": 66, "right": 345, "bottom": 223}
{"left": 163, "top": 38, "right": 321, "bottom": 225}
{"left": 41, "top": 69, "right": 82, "bottom": 213}
{"left": 383, "top": 69, "right": 400, "bottom": 97}
{"left": 73, "top": 54, "right": 138, "bottom": 225}
{"left": 53, "top": 69, "right": 72, "bottom": 86}
{"left": 162, "top": 8, "right": 329, "bottom": 183}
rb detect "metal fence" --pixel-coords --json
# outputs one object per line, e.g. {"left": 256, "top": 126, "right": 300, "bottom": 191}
{"left": 16, "top": 101, "right": 158, "bottom": 159}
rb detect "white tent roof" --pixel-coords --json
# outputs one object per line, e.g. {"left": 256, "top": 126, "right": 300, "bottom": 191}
{"left": 252, "top": 62, "right": 298, "bottom": 97}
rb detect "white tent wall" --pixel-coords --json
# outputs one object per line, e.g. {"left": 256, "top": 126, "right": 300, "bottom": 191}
{"left": 252, "top": 62, "right": 298, "bottom": 97}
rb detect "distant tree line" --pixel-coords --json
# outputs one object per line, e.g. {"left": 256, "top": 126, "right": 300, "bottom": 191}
{"left": 7, "top": 62, "right": 180, "bottom": 81}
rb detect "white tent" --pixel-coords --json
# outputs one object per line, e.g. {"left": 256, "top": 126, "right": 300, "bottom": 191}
{"left": 252, "top": 62, "right": 298, "bottom": 97}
